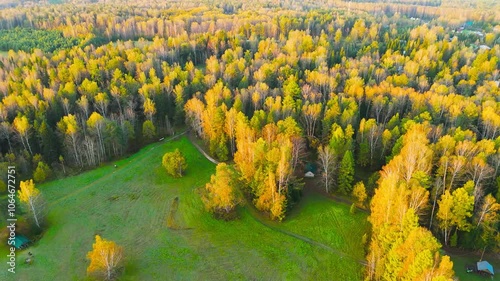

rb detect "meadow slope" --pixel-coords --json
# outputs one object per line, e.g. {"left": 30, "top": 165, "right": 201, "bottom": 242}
{"left": 1, "top": 136, "right": 368, "bottom": 280}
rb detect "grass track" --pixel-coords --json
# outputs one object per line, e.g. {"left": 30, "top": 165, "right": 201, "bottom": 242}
{"left": 0, "top": 135, "right": 368, "bottom": 280}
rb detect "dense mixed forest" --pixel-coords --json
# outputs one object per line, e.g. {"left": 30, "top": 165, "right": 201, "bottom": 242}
{"left": 0, "top": 0, "right": 499, "bottom": 280}
{"left": 0, "top": 27, "right": 81, "bottom": 53}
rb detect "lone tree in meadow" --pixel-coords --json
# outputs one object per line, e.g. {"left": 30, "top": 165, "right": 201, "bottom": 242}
{"left": 18, "top": 179, "right": 45, "bottom": 228}
{"left": 162, "top": 149, "right": 187, "bottom": 177}
{"left": 87, "top": 235, "right": 123, "bottom": 280}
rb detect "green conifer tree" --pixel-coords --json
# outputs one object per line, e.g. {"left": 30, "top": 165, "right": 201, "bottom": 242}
{"left": 338, "top": 150, "right": 354, "bottom": 195}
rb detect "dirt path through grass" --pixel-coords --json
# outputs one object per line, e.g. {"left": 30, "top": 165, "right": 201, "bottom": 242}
{"left": 187, "top": 135, "right": 368, "bottom": 267}
{"left": 187, "top": 132, "right": 220, "bottom": 165}
{"left": 244, "top": 204, "right": 368, "bottom": 266}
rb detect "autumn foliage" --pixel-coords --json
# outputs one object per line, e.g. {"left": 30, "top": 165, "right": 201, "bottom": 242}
{"left": 0, "top": 1, "right": 499, "bottom": 279}
{"left": 18, "top": 179, "right": 45, "bottom": 228}
{"left": 367, "top": 124, "right": 454, "bottom": 280}
{"left": 162, "top": 149, "right": 187, "bottom": 178}
{"left": 87, "top": 235, "right": 123, "bottom": 280}
{"left": 203, "top": 163, "right": 240, "bottom": 219}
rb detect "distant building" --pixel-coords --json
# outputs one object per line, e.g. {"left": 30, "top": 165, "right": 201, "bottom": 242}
{"left": 13, "top": 235, "right": 31, "bottom": 250}
{"left": 304, "top": 171, "right": 315, "bottom": 178}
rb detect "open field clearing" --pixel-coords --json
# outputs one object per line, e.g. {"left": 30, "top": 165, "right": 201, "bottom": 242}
{"left": 0, "top": 136, "right": 368, "bottom": 280}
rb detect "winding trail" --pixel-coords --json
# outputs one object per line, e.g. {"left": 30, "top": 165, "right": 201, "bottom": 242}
{"left": 244, "top": 204, "right": 368, "bottom": 266}
{"left": 187, "top": 132, "right": 220, "bottom": 165}
{"left": 187, "top": 134, "right": 368, "bottom": 266}
{"left": 48, "top": 131, "right": 368, "bottom": 266}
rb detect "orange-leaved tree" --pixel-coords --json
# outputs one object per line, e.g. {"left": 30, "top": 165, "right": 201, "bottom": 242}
{"left": 203, "top": 163, "right": 241, "bottom": 218}
{"left": 87, "top": 235, "right": 123, "bottom": 280}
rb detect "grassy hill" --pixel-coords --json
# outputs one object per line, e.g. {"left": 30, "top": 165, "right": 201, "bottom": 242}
{"left": 0, "top": 136, "right": 369, "bottom": 280}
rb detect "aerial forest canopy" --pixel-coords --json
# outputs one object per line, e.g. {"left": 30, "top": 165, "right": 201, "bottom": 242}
{"left": 0, "top": 0, "right": 499, "bottom": 280}
{"left": 0, "top": 27, "right": 81, "bottom": 53}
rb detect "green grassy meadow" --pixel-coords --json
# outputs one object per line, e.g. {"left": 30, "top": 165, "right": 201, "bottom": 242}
{"left": 0, "top": 136, "right": 368, "bottom": 280}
